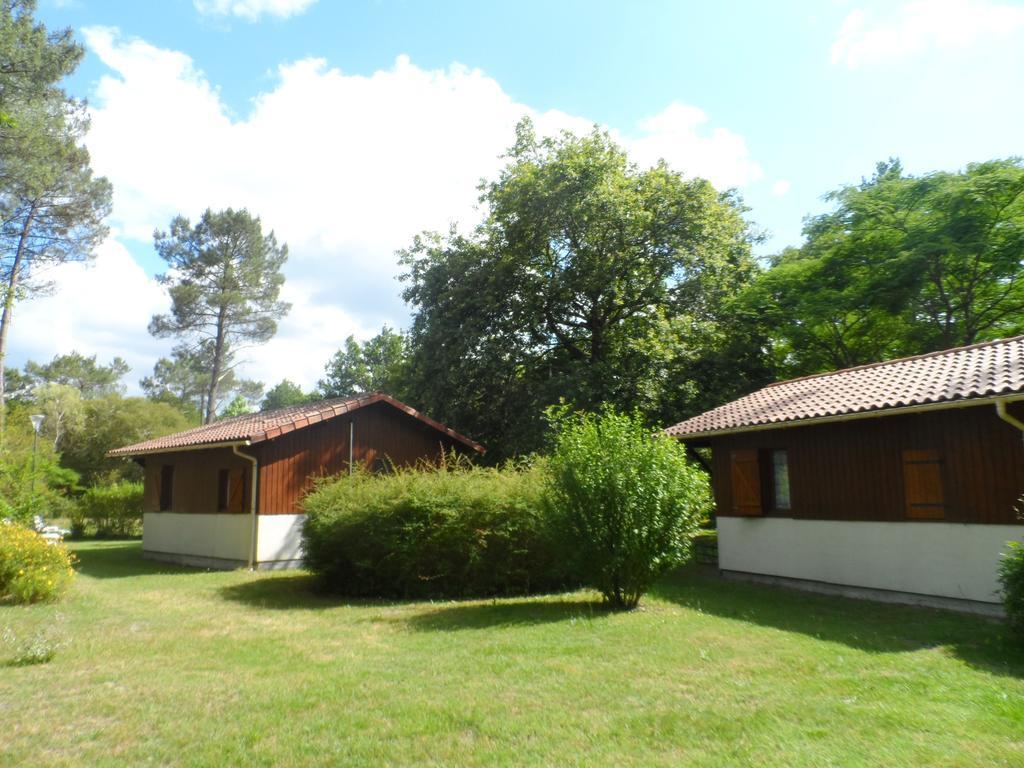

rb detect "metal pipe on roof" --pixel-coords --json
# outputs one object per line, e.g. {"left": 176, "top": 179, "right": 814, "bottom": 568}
{"left": 232, "top": 444, "right": 259, "bottom": 570}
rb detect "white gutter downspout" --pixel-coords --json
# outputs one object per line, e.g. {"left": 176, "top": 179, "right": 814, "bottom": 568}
{"left": 232, "top": 444, "right": 260, "bottom": 570}
{"left": 996, "top": 398, "right": 1024, "bottom": 445}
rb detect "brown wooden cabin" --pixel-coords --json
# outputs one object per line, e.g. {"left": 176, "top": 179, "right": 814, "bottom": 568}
{"left": 666, "top": 336, "right": 1024, "bottom": 614}
{"left": 109, "top": 393, "right": 483, "bottom": 569}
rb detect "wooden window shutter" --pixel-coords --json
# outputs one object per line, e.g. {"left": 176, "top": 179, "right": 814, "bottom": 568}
{"left": 227, "top": 469, "right": 246, "bottom": 514}
{"left": 730, "top": 449, "right": 762, "bottom": 516}
{"left": 902, "top": 449, "right": 945, "bottom": 519}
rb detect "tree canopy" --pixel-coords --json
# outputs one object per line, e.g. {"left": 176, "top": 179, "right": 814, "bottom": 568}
{"left": 319, "top": 326, "right": 409, "bottom": 399}
{"left": 749, "top": 158, "right": 1024, "bottom": 376}
{"left": 149, "top": 208, "right": 288, "bottom": 423}
{"left": 399, "top": 119, "right": 762, "bottom": 457}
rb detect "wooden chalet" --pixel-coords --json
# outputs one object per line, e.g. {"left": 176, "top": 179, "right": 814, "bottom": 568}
{"left": 666, "top": 336, "right": 1024, "bottom": 614}
{"left": 109, "top": 393, "right": 483, "bottom": 569}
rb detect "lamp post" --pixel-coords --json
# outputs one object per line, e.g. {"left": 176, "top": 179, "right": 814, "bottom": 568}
{"left": 30, "top": 413, "right": 44, "bottom": 494}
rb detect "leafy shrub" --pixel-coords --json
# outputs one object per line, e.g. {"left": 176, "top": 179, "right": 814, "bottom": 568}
{"left": 302, "top": 458, "right": 569, "bottom": 598}
{"left": 72, "top": 482, "right": 144, "bottom": 537}
{"left": 545, "top": 407, "right": 710, "bottom": 610}
{"left": 0, "top": 521, "right": 76, "bottom": 604}
{"left": 1000, "top": 541, "right": 1024, "bottom": 640}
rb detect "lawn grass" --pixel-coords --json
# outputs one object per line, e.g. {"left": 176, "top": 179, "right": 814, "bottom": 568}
{"left": 1, "top": 540, "right": 1023, "bottom": 767}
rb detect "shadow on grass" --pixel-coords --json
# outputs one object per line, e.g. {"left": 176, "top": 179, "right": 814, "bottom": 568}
{"left": 218, "top": 574, "right": 343, "bottom": 610}
{"left": 404, "top": 597, "right": 610, "bottom": 632}
{"left": 653, "top": 566, "right": 1024, "bottom": 679}
{"left": 218, "top": 576, "right": 605, "bottom": 630}
{"left": 71, "top": 540, "right": 195, "bottom": 579}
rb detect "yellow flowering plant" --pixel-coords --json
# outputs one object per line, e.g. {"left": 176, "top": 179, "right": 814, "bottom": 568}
{"left": 0, "top": 521, "right": 76, "bottom": 604}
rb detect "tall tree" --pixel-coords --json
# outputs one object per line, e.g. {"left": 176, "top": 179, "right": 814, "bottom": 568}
{"left": 262, "top": 379, "right": 314, "bottom": 411}
{"left": 753, "top": 158, "right": 1024, "bottom": 376}
{"left": 149, "top": 208, "right": 289, "bottom": 423}
{"left": 23, "top": 351, "right": 129, "bottom": 397}
{"left": 0, "top": 2, "right": 111, "bottom": 444}
{"left": 141, "top": 341, "right": 263, "bottom": 422}
{"left": 400, "top": 120, "right": 760, "bottom": 457}
{"left": 319, "top": 326, "right": 409, "bottom": 398}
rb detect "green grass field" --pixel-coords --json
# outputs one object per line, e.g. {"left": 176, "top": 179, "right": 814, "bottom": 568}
{"left": 1, "top": 540, "right": 1022, "bottom": 767}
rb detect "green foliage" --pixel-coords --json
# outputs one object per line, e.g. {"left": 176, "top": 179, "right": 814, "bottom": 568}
{"left": 0, "top": 521, "right": 75, "bottom": 604}
{"left": 999, "top": 541, "right": 1024, "bottom": 642}
{"left": 261, "top": 379, "right": 315, "bottom": 411}
{"left": 302, "top": 458, "right": 569, "bottom": 599}
{"left": 752, "top": 158, "right": 1024, "bottom": 376}
{"left": 219, "top": 394, "right": 252, "bottom": 418}
{"left": 319, "top": 325, "right": 409, "bottom": 399}
{"left": 150, "top": 208, "right": 289, "bottom": 423}
{"left": 23, "top": 351, "right": 129, "bottom": 397}
{"left": 0, "top": 1, "right": 111, "bottom": 441}
{"left": 72, "top": 482, "right": 143, "bottom": 538}
{"left": 545, "top": 407, "right": 710, "bottom": 609}
{"left": 400, "top": 118, "right": 762, "bottom": 458}
{"left": 0, "top": 402, "right": 78, "bottom": 524}
{"left": 57, "top": 395, "right": 191, "bottom": 485}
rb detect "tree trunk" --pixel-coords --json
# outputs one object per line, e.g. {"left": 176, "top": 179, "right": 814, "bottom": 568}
{"left": 0, "top": 203, "right": 37, "bottom": 449}
{"left": 205, "top": 306, "right": 228, "bottom": 424}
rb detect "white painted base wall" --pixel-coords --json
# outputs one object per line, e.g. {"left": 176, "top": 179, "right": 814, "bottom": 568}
{"left": 142, "top": 513, "right": 306, "bottom": 569}
{"left": 718, "top": 517, "right": 1024, "bottom": 604}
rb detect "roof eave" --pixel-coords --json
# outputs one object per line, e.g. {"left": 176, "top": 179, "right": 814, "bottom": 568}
{"left": 666, "top": 392, "right": 1024, "bottom": 441}
{"left": 106, "top": 438, "right": 253, "bottom": 459}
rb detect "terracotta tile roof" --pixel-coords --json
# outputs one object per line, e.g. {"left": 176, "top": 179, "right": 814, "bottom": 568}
{"left": 108, "top": 393, "right": 484, "bottom": 456}
{"left": 665, "top": 335, "right": 1024, "bottom": 440}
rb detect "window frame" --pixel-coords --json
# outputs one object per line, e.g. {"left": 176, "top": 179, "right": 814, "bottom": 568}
{"left": 767, "top": 448, "right": 792, "bottom": 515}
{"left": 159, "top": 465, "right": 174, "bottom": 512}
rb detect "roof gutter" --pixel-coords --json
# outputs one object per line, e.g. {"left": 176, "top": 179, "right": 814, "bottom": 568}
{"left": 232, "top": 444, "right": 260, "bottom": 571}
{"left": 669, "top": 393, "right": 1024, "bottom": 441}
{"left": 995, "top": 398, "right": 1024, "bottom": 445}
{"left": 107, "top": 439, "right": 253, "bottom": 459}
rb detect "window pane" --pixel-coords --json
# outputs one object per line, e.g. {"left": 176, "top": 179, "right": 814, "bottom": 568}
{"left": 772, "top": 450, "right": 791, "bottom": 510}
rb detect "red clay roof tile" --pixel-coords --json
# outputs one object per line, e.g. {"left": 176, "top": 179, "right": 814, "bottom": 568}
{"left": 108, "top": 393, "right": 484, "bottom": 456}
{"left": 665, "top": 335, "right": 1024, "bottom": 439}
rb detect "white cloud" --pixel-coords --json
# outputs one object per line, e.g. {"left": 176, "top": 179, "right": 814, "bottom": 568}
{"left": 32, "top": 28, "right": 764, "bottom": 393}
{"left": 630, "top": 103, "right": 763, "bottom": 189}
{"left": 10, "top": 239, "right": 169, "bottom": 378}
{"left": 194, "top": 0, "right": 318, "bottom": 22}
{"left": 771, "top": 179, "right": 791, "bottom": 197}
{"left": 831, "top": 0, "right": 1024, "bottom": 69}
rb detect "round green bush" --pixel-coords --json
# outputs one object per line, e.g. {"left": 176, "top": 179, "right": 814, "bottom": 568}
{"left": 0, "top": 521, "right": 76, "bottom": 604}
{"left": 999, "top": 541, "right": 1024, "bottom": 641}
{"left": 302, "top": 459, "right": 570, "bottom": 599}
{"left": 545, "top": 407, "right": 711, "bottom": 610}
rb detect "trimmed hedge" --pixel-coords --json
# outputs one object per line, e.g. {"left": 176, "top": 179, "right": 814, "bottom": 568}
{"left": 0, "top": 521, "right": 76, "bottom": 604}
{"left": 73, "top": 482, "right": 144, "bottom": 538}
{"left": 302, "top": 460, "right": 570, "bottom": 599}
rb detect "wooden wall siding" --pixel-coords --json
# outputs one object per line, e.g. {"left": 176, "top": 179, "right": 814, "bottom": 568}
{"left": 254, "top": 401, "right": 466, "bottom": 515}
{"left": 708, "top": 403, "right": 1024, "bottom": 525}
{"left": 141, "top": 448, "right": 252, "bottom": 515}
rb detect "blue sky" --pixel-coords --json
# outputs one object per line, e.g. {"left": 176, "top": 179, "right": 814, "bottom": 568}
{"left": 19, "top": 0, "right": 1024, "bottom": 392}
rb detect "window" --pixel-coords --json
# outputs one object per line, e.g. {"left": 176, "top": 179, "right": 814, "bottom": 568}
{"left": 902, "top": 449, "right": 945, "bottom": 519}
{"left": 159, "top": 465, "right": 174, "bottom": 511}
{"left": 771, "top": 449, "right": 791, "bottom": 511}
{"left": 218, "top": 468, "right": 247, "bottom": 513}
{"left": 729, "top": 450, "right": 762, "bottom": 515}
